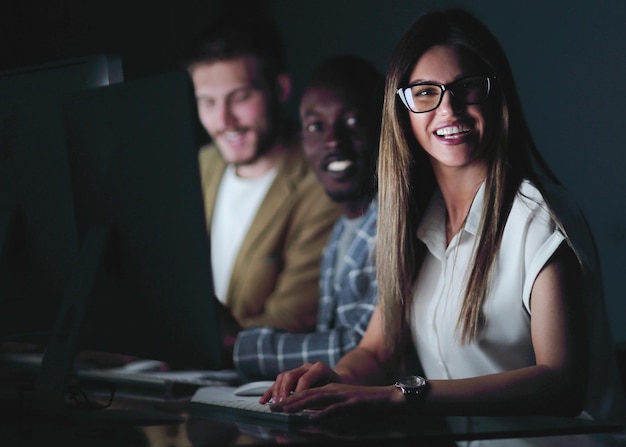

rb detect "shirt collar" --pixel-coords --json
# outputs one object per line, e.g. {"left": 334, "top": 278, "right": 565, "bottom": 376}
{"left": 464, "top": 181, "right": 486, "bottom": 236}
{"left": 417, "top": 181, "right": 486, "bottom": 256}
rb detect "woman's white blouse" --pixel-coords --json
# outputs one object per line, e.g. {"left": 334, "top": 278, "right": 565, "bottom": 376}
{"left": 410, "top": 180, "right": 625, "bottom": 426}
{"left": 412, "top": 180, "right": 564, "bottom": 379}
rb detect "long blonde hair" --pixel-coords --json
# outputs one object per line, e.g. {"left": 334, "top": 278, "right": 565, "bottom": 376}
{"left": 377, "top": 9, "right": 563, "bottom": 351}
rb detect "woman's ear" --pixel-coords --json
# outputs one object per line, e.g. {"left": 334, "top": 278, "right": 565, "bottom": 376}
{"left": 276, "top": 74, "right": 292, "bottom": 103}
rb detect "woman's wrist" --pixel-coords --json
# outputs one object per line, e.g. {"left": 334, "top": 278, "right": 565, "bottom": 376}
{"left": 333, "top": 367, "right": 354, "bottom": 385}
{"left": 393, "top": 375, "right": 430, "bottom": 407}
{"left": 389, "top": 384, "right": 407, "bottom": 405}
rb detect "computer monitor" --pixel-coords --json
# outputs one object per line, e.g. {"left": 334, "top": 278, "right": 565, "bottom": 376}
{"left": 34, "top": 70, "right": 223, "bottom": 412}
{"left": 0, "top": 54, "right": 123, "bottom": 345}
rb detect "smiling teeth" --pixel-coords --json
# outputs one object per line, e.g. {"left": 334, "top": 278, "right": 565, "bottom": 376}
{"left": 224, "top": 131, "right": 245, "bottom": 140}
{"left": 435, "top": 125, "right": 470, "bottom": 136}
{"left": 327, "top": 160, "right": 353, "bottom": 172}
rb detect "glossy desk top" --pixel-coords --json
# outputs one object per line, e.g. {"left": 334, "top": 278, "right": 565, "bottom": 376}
{"left": 0, "top": 392, "right": 623, "bottom": 447}
{"left": 0, "top": 357, "right": 623, "bottom": 447}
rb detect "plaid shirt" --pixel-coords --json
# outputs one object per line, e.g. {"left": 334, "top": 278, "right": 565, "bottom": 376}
{"left": 233, "top": 199, "right": 378, "bottom": 381}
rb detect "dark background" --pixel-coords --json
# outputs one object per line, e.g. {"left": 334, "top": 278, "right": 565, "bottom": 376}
{"left": 3, "top": 0, "right": 625, "bottom": 342}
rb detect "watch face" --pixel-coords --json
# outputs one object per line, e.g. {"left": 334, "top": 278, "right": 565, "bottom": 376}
{"left": 396, "top": 375, "right": 428, "bottom": 401}
{"left": 403, "top": 376, "right": 426, "bottom": 388}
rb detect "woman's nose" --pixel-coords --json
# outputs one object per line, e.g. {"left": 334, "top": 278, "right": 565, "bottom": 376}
{"left": 436, "top": 89, "right": 461, "bottom": 116}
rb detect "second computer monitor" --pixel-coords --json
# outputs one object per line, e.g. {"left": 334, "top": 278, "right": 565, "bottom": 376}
{"left": 0, "top": 54, "right": 122, "bottom": 343}
{"left": 57, "top": 70, "right": 223, "bottom": 370}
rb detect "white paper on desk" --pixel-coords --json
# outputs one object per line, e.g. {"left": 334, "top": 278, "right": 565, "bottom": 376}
{"left": 103, "top": 359, "right": 238, "bottom": 383}
{"left": 99, "top": 361, "right": 239, "bottom": 384}
{"left": 142, "top": 369, "right": 239, "bottom": 383}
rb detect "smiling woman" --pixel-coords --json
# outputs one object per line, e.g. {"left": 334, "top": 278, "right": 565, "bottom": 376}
{"left": 263, "top": 10, "right": 626, "bottom": 442}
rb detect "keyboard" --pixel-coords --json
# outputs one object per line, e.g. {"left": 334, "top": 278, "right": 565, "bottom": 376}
{"left": 190, "top": 385, "right": 317, "bottom": 425}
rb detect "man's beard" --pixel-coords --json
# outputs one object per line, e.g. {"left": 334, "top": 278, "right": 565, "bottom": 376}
{"left": 236, "top": 102, "right": 283, "bottom": 166}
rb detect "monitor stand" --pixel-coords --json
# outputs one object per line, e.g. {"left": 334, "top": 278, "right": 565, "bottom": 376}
{"left": 32, "top": 226, "right": 183, "bottom": 425}
{"left": 0, "top": 206, "right": 28, "bottom": 308}
{"left": 0, "top": 206, "right": 15, "bottom": 298}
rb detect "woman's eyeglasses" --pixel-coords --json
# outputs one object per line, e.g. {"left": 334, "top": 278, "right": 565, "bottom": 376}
{"left": 397, "top": 75, "right": 495, "bottom": 113}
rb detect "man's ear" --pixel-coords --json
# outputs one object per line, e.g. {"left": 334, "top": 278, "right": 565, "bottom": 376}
{"left": 276, "top": 74, "right": 292, "bottom": 102}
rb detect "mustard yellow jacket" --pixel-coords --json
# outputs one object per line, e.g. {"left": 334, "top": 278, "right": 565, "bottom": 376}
{"left": 198, "top": 143, "right": 340, "bottom": 332}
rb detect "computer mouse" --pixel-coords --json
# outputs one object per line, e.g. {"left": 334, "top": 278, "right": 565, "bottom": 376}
{"left": 233, "top": 380, "right": 275, "bottom": 396}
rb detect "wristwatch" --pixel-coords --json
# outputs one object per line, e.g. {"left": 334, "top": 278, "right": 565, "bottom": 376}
{"left": 394, "top": 375, "right": 429, "bottom": 405}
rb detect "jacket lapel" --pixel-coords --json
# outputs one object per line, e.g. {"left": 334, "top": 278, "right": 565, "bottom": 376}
{"left": 199, "top": 146, "right": 226, "bottom": 229}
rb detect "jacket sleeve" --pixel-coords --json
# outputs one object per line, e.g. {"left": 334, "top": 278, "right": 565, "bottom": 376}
{"left": 235, "top": 175, "right": 340, "bottom": 332}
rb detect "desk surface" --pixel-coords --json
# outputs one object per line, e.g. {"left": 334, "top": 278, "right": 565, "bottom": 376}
{"left": 1, "top": 392, "right": 623, "bottom": 447}
{"left": 0, "top": 358, "right": 623, "bottom": 447}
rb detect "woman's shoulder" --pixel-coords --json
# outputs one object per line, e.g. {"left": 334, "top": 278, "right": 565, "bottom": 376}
{"left": 516, "top": 179, "right": 588, "bottom": 228}
{"left": 517, "top": 179, "right": 546, "bottom": 202}
{"left": 512, "top": 180, "right": 552, "bottom": 220}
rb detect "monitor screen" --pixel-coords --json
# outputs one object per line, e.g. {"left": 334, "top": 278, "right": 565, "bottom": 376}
{"left": 41, "top": 70, "right": 222, "bottom": 381}
{"left": 0, "top": 54, "right": 123, "bottom": 345}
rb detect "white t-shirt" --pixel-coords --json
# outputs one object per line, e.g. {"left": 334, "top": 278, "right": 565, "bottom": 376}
{"left": 410, "top": 180, "right": 624, "bottom": 426}
{"left": 211, "top": 165, "right": 277, "bottom": 303}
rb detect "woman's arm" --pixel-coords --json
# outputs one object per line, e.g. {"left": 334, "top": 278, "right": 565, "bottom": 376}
{"left": 262, "top": 304, "right": 393, "bottom": 403}
{"left": 423, "top": 243, "right": 586, "bottom": 416}
{"left": 334, "top": 304, "right": 394, "bottom": 385}
{"left": 269, "top": 244, "right": 587, "bottom": 417}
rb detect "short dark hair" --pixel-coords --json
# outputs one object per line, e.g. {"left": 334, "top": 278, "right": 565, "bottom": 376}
{"left": 185, "top": 16, "right": 287, "bottom": 91}
{"left": 304, "top": 54, "right": 384, "bottom": 123}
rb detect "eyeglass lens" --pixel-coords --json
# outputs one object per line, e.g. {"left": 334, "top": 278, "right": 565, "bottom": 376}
{"left": 401, "top": 76, "right": 490, "bottom": 113}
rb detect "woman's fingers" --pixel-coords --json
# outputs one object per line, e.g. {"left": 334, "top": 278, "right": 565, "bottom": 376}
{"left": 259, "top": 384, "right": 274, "bottom": 404}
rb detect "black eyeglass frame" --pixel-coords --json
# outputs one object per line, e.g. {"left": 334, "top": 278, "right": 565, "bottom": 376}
{"left": 396, "top": 75, "right": 496, "bottom": 114}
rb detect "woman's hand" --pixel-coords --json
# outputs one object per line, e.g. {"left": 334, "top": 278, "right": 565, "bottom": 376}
{"left": 268, "top": 382, "right": 402, "bottom": 420}
{"left": 260, "top": 361, "right": 341, "bottom": 405}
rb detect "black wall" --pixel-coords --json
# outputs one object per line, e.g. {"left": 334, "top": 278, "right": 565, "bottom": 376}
{"left": 3, "top": 0, "right": 625, "bottom": 341}
{"left": 2, "top": 0, "right": 226, "bottom": 79}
